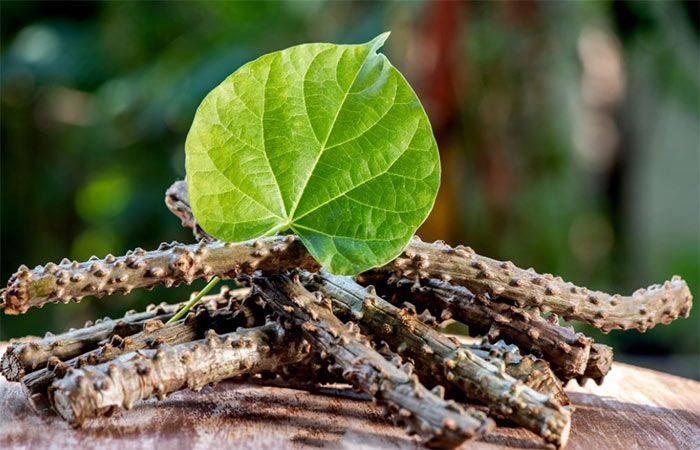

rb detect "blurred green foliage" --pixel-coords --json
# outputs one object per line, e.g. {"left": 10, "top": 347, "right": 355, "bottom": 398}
{"left": 1, "top": 1, "right": 698, "bottom": 379}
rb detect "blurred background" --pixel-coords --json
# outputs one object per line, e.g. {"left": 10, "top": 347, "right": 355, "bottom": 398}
{"left": 1, "top": 1, "right": 698, "bottom": 379}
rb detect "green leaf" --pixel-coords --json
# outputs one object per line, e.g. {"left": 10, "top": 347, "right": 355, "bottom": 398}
{"left": 185, "top": 32, "right": 440, "bottom": 275}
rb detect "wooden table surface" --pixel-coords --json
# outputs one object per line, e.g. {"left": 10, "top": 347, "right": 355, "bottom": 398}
{"left": 1, "top": 343, "right": 699, "bottom": 450}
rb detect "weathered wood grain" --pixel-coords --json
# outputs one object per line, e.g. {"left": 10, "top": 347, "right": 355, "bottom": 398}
{"left": 1, "top": 342, "right": 698, "bottom": 449}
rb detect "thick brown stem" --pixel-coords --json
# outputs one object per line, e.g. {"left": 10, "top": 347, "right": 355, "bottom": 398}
{"left": 165, "top": 180, "right": 214, "bottom": 242}
{"left": 1, "top": 235, "right": 319, "bottom": 315}
{"left": 343, "top": 273, "right": 570, "bottom": 403}
{"left": 49, "top": 322, "right": 309, "bottom": 426}
{"left": 22, "top": 290, "right": 269, "bottom": 413}
{"left": 241, "top": 338, "right": 570, "bottom": 405}
{"left": 247, "top": 339, "right": 570, "bottom": 407}
{"left": 357, "top": 272, "right": 610, "bottom": 388}
{"left": 578, "top": 344, "right": 614, "bottom": 386}
{"left": 386, "top": 276, "right": 592, "bottom": 380}
{"left": 463, "top": 340, "right": 569, "bottom": 406}
{"left": 301, "top": 269, "right": 572, "bottom": 448}
{"left": 164, "top": 180, "right": 693, "bottom": 333}
{"left": 1, "top": 287, "right": 248, "bottom": 382}
{"left": 385, "top": 238, "right": 693, "bottom": 333}
{"left": 2, "top": 307, "right": 175, "bottom": 383}
{"left": 373, "top": 338, "right": 570, "bottom": 407}
{"left": 251, "top": 273, "right": 494, "bottom": 449}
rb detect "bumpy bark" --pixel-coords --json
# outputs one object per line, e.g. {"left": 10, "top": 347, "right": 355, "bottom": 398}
{"left": 385, "top": 276, "right": 592, "bottom": 380}
{"left": 1, "top": 236, "right": 319, "bottom": 315}
{"left": 385, "top": 238, "right": 693, "bottom": 333}
{"left": 2, "top": 307, "right": 176, "bottom": 383}
{"left": 373, "top": 338, "right": 570, "bottom": 407}
{"left": 357, "top": 272, "right": 611, "bottom": 388}
{"left": 578, "top": 344, "right": 614, "bottom": 386}
{"left": 163, "top": 180, "right": 693, "bottom": 333}
{"left": 341, "top": 273, "right": 569, "bottom": 403}
{"left": 466, "top": 340, "right": 569, "bottom": 406}
{"left": 302, "top": 269, "right": 572, "bottom": 448}
{"left": 165, "top": 180, "right": 214, "bottom": 243}
{"left": 49, "top": 322, "right": 309, "bottom": 426}
{"left": 1, "top": 288, "right": 248, "bottom": 382}
{"left": 241, "top": 339, "right": 569, "bottom": 405}
{"left": 22, "top": 290, "right": 269, "bottom": 413}
{"left": 251, "top": 273, "right": 494, "bottom": 449}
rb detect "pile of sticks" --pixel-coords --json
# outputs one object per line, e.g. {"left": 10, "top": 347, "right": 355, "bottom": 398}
{"left": 1, "top": 181, "right": 692, "bottom": 449}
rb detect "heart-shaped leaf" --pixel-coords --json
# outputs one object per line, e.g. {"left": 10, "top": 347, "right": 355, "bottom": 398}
{"left": 185, "top": 33, "right": 440, "bottom": 275}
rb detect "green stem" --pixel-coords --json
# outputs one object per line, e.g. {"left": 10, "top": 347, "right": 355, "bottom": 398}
{"left": 166, "top": 276, "right": 221, "bottom": 324}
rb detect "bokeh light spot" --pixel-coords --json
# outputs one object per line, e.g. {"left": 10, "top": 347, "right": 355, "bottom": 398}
{"left": 12, "top": 24, "right": 60, "bottom": 65}
{"left": 75, "top": 172, "right": 131, "bottom": 222}
{"left": 70, "top": 228, "right": 120, "bottom": 262}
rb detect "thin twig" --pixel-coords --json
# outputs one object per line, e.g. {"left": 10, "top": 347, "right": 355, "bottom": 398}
{"left": 166, "top": 276, "right": 221, "bottom": 323}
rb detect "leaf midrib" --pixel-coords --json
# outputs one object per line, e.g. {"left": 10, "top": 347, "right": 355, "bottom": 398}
{"left": 286, "top": 46, "right": 376, "bottom": 222}
{"left": 260, "top": 56, "right": 288, "bottom": 222}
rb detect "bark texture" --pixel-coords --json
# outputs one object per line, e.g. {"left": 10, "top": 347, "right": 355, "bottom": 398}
{"left": 239, "top": 339, "right": 569, "bottom": 406}
{"left": 1, "top": 236, "right": 319, "bottom": 314}
{"left": 49, "top": 322, "right": 309, "bottom": 426}
{"left": 22, "top": 290, "right": 267, "bottom": 413}
{"left": 165, "top": 180, "right": 214, "bottom": 242}
{"left": 1, "top": 288, "right": 248, "bottom": 382}
{"left": 578, "top": 344, "right": 614, "bottom": 386}
{"left": 386, "top": 276, "right": 592, "bottom": 380}
{"left": 300, "top": 269, "right": 572, "bottom": 447}
{"left": 163, "top": 180, "right": 693, "bottom": 333}
{"left": 1, "top": 307, "right": 176, "bottom": 382}
{"left": 385, "top": 238, "right": 693, "bottom": 333}
{"left": 467, "top": 340, "right": 569, "bottom": 406}
{"left": 251, "top": 273, "right": 494, "bottom": 449}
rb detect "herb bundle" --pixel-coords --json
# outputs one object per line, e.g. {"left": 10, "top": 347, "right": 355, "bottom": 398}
{"left": 1, "top": 35, "right": 693, "bottom": 449}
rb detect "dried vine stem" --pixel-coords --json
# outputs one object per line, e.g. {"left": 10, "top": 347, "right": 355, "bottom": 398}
{"left": 463, "top": 340, "right": 569, "bottom": 406}
{"left": 251, "top": 273, "right": 494, "bottom": 449}
{"left": 1, "top": 235, "right": 319, "bottom": 315}
{"left": 2, "top": 307, "right": 176, "bottom": 383}
{"left": 165, "top": 179, "right": 215, "bottom": 242}
{"left": 239, "top": 339, "right": 569, "bottom": 405}
{"left": 578, "top": 344, "right": 613, "bottom": 386}
{"left": 357, "top": 272, "right": 611, "bottom": 387}
{"left": 353, "top": 276, "right": 569, "bottom": 403}
{"left": 373, "top": 338, "right": 569, "bottom": 407}
{"left": 301, "top": 269, "right": 572, "bottom": 448}
{"left": 1, "top": 287, "right": 249, "bottom": 382}
{"left": 49, "top": 321, "right": 309, "bottom": 426}
{"left": 386, "top": 238, "right": 693, "bottom": 333}
{"left": 164, "top": 180, "right": 693, "bottom": 333}
{"left": 385, "top": 276, "right": 591, "bottom": 380}
{"left": 23, "top": 290, "right": 269, "bottom": 413}
{"left": 253, "top": 340, "right": 569, "bottom": 408}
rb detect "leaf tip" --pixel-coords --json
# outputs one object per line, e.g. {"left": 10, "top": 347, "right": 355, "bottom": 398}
{"left": 367, "top": 31, "right": 391, "bottom": 53}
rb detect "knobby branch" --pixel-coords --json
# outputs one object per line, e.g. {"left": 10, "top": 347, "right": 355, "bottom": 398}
{"left": 0, "top": 180, "right": 692, "bottom": 449}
